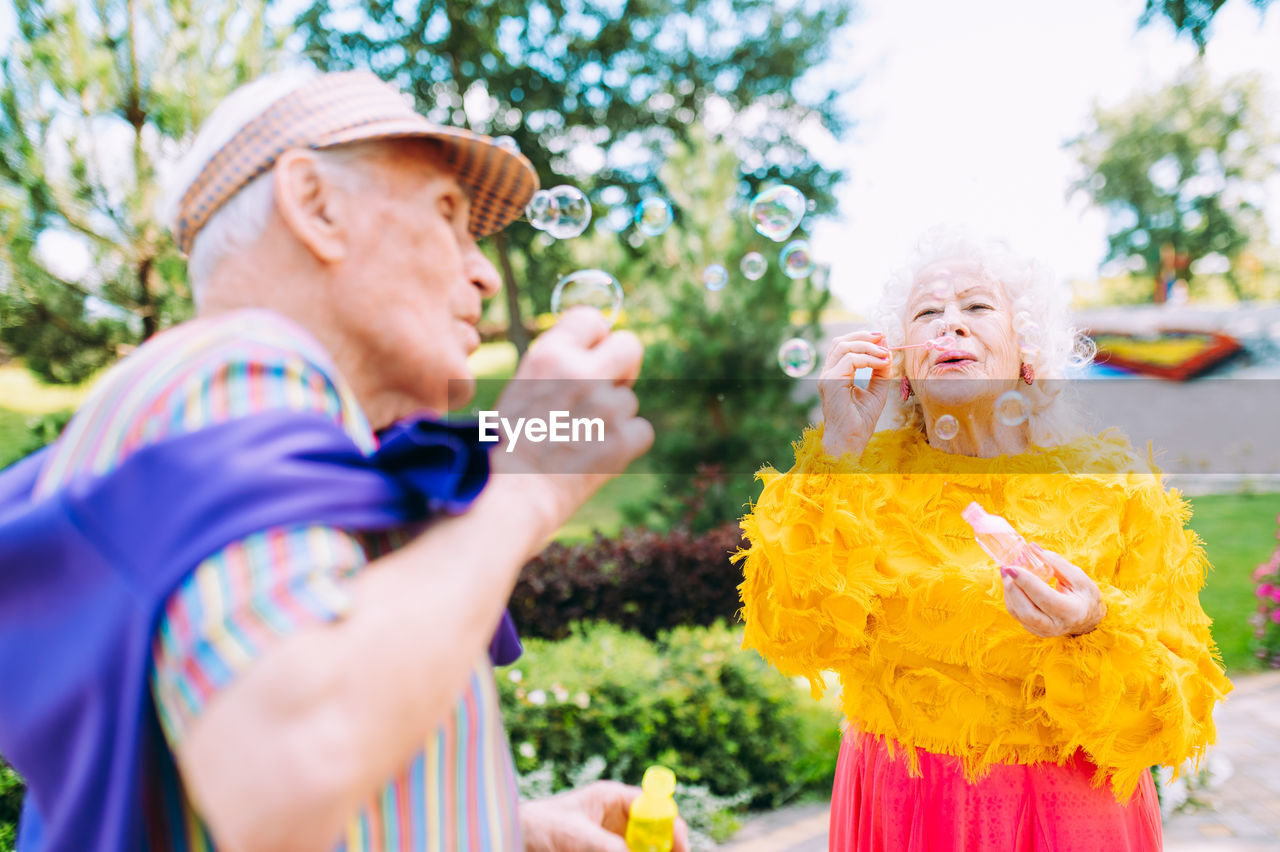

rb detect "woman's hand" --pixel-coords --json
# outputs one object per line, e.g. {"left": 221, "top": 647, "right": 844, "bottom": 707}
{"left": 1000, "top": 544, "right": 1107, "bottom": 638}
{"left": 817, "top": 330, "right": 894, "bottom": 459}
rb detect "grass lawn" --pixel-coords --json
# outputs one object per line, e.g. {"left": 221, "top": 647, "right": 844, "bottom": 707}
{"left": 1186, "top": 492, "right": 1280, "bottom": 674}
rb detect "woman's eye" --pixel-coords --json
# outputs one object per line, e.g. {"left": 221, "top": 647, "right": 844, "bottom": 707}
{"left": 440, "top": 196, "right": 459, "bottom": 221}
{"left": 966, "top": 304, "right": 992, "bottom": 312}
{"left": 915, "top": 308, "right": 938, "bottom": 319}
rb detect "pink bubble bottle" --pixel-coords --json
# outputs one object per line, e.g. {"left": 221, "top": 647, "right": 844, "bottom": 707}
{"left": 960, "top": 502, "right": 1055, "bottom": 583}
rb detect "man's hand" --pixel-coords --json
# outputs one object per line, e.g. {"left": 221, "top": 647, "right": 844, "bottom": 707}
{"left": 1000, "top": 544, "right": 1107, "bottom": 638}
{"left": 521, "top": 781, "right": 691, "bottom": 852}
{"left": 490, "top": 307, "right": 654, "bottom": 538}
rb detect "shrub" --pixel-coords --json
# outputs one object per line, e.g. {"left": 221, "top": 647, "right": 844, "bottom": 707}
{"left": 1250, "top": 512, "right": 1280, "bottom": 667}
{"left": 511, "top": 523, "right": 746, "bottom": 640}
{"left": 1, "top": 759, "right": 23, "bottom": 852}
{"left": 499, "top": 621, "right": 841, "bottom": 810}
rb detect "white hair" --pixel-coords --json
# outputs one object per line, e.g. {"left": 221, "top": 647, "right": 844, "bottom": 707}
{"left": 164, "top": 67, "right": 379, "bottom": 308}
{"left": 871, "top": 226, "right": 1096, "bottom": 447}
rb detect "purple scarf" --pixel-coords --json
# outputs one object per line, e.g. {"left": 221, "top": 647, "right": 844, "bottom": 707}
{"left": 0, "top": 411, "right": 521, "bottom": 851}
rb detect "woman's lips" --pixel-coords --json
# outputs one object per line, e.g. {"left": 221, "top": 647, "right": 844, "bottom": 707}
{"left": 931, "top": 350, "right": 977, "bottom": 372}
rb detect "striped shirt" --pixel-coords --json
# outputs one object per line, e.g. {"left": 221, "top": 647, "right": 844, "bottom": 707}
{"left": 34, "top": 309, "right": 522, "bottom": 851}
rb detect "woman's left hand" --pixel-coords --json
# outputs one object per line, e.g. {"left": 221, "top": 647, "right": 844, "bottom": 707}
{"left": 1000, "top": 544, "right": 1107, "bottom": 638}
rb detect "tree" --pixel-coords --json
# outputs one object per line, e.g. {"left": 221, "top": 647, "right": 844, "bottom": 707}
{"left": 1067, "top": 65, "right": 1277, "bottom": 301}
{"left": 1138, "top": 0, "right": 1273, "bottom": 53}
{"left": 608, "top": 126, "right": 831, "bottom": 531}
{"left": 0, "top": 1, "right": 284, "bottom": 383}
{"left": 295, "top": 0, "right": 853, "bottom": 354}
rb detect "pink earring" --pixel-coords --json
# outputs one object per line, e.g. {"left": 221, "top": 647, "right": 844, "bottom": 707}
{"left": 1020, "top": 363, "right": 1035, "bottom": 385}
{"left": 900, "top": 376, "right": 913, "bottom": 402}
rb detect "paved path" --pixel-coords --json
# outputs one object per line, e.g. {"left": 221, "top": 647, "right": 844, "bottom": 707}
{"left": 720, "top": 671, "right": 1280, "bottom": 851}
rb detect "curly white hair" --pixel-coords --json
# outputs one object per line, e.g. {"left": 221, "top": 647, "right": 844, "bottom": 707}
{"left": 870, "top": 226, "right": 1096, "bottom": 447}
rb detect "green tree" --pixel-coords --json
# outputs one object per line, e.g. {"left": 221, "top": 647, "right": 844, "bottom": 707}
{"left": 0, "top": 1, "right": 283, "bottom": 383}
{"left": 1067, "top": 65, "right": 1277, "bottom": 300}
{"left": 1138, "top": 0, "right": 1273, "bottom": 53}
{"left": 295, "top": 0, "right": 853, "bottom": 354}
{"left": 615, "top": 127, "right": 830, "bottom": 530}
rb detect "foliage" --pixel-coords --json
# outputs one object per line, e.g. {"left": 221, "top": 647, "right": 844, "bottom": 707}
{"left": 1250, "top": 511, "right": 1280, "bottom": 667}
{"left": 511, "top": 521, "right": 744, "bottom": 639}
{"left": 621, "top": 127, "right": 828, "bottom": 530}
{"left": 1, "top": 759, "right": 23, "bottom": 852}
{"left": 1138, "top": 0, "right": 1274, "bottom": 53}
{"left": 1067, "top": 65, "right": 1277, "bottom": 300}
{"left": 499, "top": 621, "right": 841, "bottom": 810}
{"left": 295, "top": 0, "right": 852, "bottom": 352}
{"left": 0, "top": 0, "right": 286, "bottom": 383}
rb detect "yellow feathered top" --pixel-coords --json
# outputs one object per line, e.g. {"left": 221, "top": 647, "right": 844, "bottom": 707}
{"left": 735, "top": 425, "right": 1233, "bottom": 803}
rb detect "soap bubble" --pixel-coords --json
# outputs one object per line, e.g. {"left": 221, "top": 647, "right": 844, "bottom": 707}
{"left": 749, "top": 185, "right": 806, "bottom": 241}
{"left": 702, "top": 263, "right": 729, "bottom": 291}
{"left": 995, "top": 390, "right": 1029, "bottom": 427}
{"left": 777, "top": 338, "right": 817, "bottom": 377}
{"left": 1014, "top": 314, "right": 1040, "bottom": 336}
{"left": 526, "top": 190, "right": 557, "bottom": 231}
{"left": 1019, "top": 342, "right": 1041, "bottom": 360}
{"left": 780, "top": 240, "right": 815, "bottom": 279}
{"left": 635, "top": 197, "right": 674, "bottom": 237}
{"left": 544, "top": 185, "right": 592, "bottom": 239}
{"left": 929, "top": 278, "right": 952, "bottom": 301}
{"left": 935, "top": 414, "right": 960, "bottom": 440}
{"left": 740, "top": 252, "right": 767, "bottom": 281}
{"left": 551, "top": 269, "right": 623, "bottom": 326}
{"left": 493, "top": 135, "right": 520, "bottom": 154}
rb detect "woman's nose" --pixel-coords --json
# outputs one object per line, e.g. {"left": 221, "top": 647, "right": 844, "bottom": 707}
{"left": 938, "top": 305, "right": 970, "bottom": 336}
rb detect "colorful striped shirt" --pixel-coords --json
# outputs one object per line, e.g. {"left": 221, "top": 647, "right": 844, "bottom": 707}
{"left": 34, "top": 309, "right": 522, "bottom": 851}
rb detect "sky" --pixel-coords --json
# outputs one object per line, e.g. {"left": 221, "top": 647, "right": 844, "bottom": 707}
{"left": 1, "top": 0, "right": 1277, "bottom": 312}
{"left": 806, "top": 0, "right": 1280, "bottom": 312}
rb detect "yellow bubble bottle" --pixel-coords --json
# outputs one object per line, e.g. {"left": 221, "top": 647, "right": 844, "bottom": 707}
{"left": 625, "top": 766, "right": 678, "bottom": 852}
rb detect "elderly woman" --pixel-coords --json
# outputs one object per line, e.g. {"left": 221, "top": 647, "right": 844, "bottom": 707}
{"left": 736, "top": 231, "right": 1232, "bottom": 850}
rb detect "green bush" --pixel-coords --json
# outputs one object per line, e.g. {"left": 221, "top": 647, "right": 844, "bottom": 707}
{"left": 1, "top": 759, "right": 23, "bottom": 852}
{"left": 499, "top": 621, "right": 841, "bottom": 810}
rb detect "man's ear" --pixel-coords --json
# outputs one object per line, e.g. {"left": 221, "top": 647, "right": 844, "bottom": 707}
{"left": 272, "top": 149, "right": 349, "bottom": 265}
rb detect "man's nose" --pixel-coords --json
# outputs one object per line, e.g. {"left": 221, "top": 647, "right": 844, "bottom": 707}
{"left": 465, "top": 241, "right": 502, "bottom": 298}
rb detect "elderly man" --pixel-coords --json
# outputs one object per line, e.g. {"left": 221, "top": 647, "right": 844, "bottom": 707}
{"left": 0, "top": 70, "right": 682, "bottom": 851}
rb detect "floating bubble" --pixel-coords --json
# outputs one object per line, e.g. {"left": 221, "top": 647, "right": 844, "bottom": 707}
{"left": 995, "top": 390, "right": 1029, "bottom": 427}
{"left": 740, "top": 252, "right": 767, "bottom": 281}
{"left": 777, "top": 338, "right": 817, "bottom": 378}
{"left": 702, "top": 263, "right": 729, "bottom": 292}
{"left": 1019, "top": 342, "right": 1041, "bottom": 360}
{"left": 635, "top": 197, "right": 674, "bottom": 237}
{"left": 526, "top": 190, "right": 556, "bottom": 231}
{"left": 780, "top": 239, "right": 815, "bottom": 279}
{"left": 544, "top": 185, "right": 592, "bottom": 240}
{"left": 749, "top": 185, "right": 806, "bottom": 241}
{"left": 935, "top": 414, "right": 960, "bottom": 440}
{"left": 1013, "top": 313, "right": 1038, "bottom": 335}
{"left": 492, "top": 135, "right": 520, "bottom": 154}
{"left": 551, "top": 269, "right": 623, "bottom": 326}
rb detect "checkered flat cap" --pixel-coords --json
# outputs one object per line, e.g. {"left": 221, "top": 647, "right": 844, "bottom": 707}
{"left": 174, "top": 71, "right": 538, "bottom": 254}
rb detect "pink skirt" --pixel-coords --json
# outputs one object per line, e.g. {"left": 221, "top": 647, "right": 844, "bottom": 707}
{"left": 829, "top": 731, "right": 1164, "bottom": 851}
